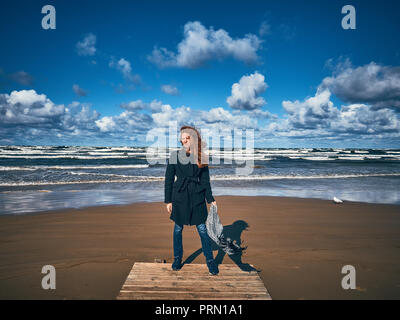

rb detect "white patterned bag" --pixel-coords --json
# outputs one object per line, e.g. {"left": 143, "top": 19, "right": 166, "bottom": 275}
{"left": 205, "top": 204, "right": 242, "bottom": 255}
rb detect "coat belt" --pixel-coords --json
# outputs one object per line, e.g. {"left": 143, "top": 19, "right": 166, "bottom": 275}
{"left": 177, "top": 176, "right": 200, "bottom": 193}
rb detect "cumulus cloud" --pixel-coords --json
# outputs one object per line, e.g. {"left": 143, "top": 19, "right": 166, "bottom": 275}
{"left": 282, "top": 88, "right": 339, "bottom": 129}
{"left": 95, "top": 109, "right": 154, "bottom": 133}
{"left": 76, "top": 33, "right": 97, "bottom": 56}
{"left": 0, "top": 90, "right": 105, "bottom": 144}
{"left": 152, "top": 104, "right": 192, "bottom": 127}
{"left": 200, "top": 107, "right": 257, "bottom": 128}
{"left": 248, "top": 109, "right": 275, "bottom": 119}
{"left": 268, "top": 88, "right": 400, "bottom": 139}
{"left": 161, "top": 84, "right": 179, "bottom": 96}
{"left": 95, "top": 116, "right": 117, "bottom": 132}
{"left": 148, "top": 21, "right": 262, "bottom": 69}
{"left": 0, "top": 91, "right": 203, "bottom": 144}
{"left": 320, "top": 61, "right": 400, "bottom": 110}
{"left": 227, "top": 72, "right": 267, "bottom": 110}
{"left": 0, "top": 89, "right": 65, "bottom": 125}
{"left": 2, "top": 83, "right": 398, "bottom": 146}
{"left": 109, "top": 57, "right": 142, "bottom": 84}
{"left": 72, "top": 84, "right": 87, "bottom": 97}
{"left": 331, "top": 103, "right": 399, "bottom": 135}
{"left": 120, "top": 100, "right": 145, "bottom": 111}
{"left": 120, "top": 99, "right": 163, "bottom": 112}
{"left": 61, "top": 103, "right": 100, "bottom": 132}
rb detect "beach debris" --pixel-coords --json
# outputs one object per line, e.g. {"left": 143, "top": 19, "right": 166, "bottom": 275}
{"left": 153, "top": 258, "right": 166, "bottom": 263}
{"left": 333, "top": 196, "right": 343, "bottom": 203}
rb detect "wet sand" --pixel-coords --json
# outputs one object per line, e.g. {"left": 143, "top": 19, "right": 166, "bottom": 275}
{"left": 0, "top": 196, "right": 399, "bottom": 300}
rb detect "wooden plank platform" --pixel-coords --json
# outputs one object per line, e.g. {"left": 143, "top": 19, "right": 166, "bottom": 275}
{"left": 117, "top": 262, "right": 272, "bottom": 300}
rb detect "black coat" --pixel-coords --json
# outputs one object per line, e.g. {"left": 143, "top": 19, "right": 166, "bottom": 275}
{"left": 164, "top": 148, "right": 215, "bottom": 226}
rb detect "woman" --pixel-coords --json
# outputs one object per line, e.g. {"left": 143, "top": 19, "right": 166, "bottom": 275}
{"left": 164, "top": 125, "right": 219, "bottom": 275}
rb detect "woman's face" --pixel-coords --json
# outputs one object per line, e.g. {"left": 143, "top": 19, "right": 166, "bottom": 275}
{"left": 181, "top": 132, "right": 192, "bottom": 150}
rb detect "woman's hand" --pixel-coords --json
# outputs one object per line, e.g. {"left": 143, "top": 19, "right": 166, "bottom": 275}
{"left": 211, "top": 201, "right": 217, "bottom": 206}
{"left": 166, "top": 203, "right": 172, "bottom": 214}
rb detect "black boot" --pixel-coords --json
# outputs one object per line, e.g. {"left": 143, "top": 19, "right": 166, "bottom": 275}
{"left": 206, "top": 259, "right": 219, "bottom": 275}
{"left": 171, "top": 257, "right": 182, "bottom": 271}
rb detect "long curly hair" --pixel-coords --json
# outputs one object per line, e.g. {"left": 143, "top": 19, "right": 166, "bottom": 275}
{"left": 179, "top": 125, "right": 208, "bottom": 168}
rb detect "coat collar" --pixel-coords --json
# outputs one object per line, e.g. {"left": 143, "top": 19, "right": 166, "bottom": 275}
{"left": 177, "top": 147, "right": 199, "bottom": 177}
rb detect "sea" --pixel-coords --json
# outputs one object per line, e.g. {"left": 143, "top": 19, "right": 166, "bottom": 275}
{"left": 0, "top": 145, "right": 399, "bottom": 215}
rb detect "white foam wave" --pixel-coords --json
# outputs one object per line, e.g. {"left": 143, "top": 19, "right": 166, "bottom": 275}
{"left": 68, "top": 171, "right": 137, "bottom": 178}
{"left": 0, "top": 155, "right": 150, "bottom": 159}
{"left": 212, "top": 173, "right": 400, "bottom": 180}
{"left": 1, "top": 172, "right": 399, "bottom": 187}
{"left": 0, "top": 164, "right": 149, "bottom": 171}
{"left": 0, "top": 177, "right": 164, "bottom": 187}
{"left": 0, "top": 166, "right": 37, "bottom": 171}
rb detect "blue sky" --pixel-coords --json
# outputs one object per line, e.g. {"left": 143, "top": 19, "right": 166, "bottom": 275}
{"left": 1, "top": 0, "right": 400, "bottom": 148}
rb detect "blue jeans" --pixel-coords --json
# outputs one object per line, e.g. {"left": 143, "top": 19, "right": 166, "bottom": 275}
{"left": 173, "top": 223, "right": 214, "bottom": 262}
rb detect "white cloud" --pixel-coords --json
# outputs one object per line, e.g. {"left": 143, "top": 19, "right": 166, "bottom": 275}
{"left": 120, "top": 99, "right": 164, "bottom": 113}
{"left": 120, "top": 100, "right": 145, "bottom": 111}
{"left": 320, "top": 61, "right": 400, "bottom": 109}
{"left": 109, "top": 57, "right": 141, "bottom": 84}
{"left": 95, "top": 116, "right": 117, "bottom": 132}
{"left": 7, "top": 89, "right": 46, "bottom": 106}
{"left": 152, "top": 104, "right": 192, "bottom": 127}
{"left": 282, "top": 88, "right": 339, "bottom": 129}
{"left": 161, "top": 84, "right": 179, "bottom": 96}
{"left": 0, "top": 90, "right": 105, "bottom": 144}
{"left": 227, "top": 72, "right": 267, "bottom": 110}
{"left": 148, "top": 21, "right": 262, "bottom": 68}
{"left": 248, "top": 109, "right": 275, "bottom": 119}
{"left": 332, "top": 103, "right": 399, "bottom": 135}
{"left": 76, "top": 33, "right": 96, "bottom": 56}
{"left": 0, "top": 90, "right": 64, "bottom": 124}
{"left": 267, "top": 88, "right": 400, "bottom": 139}
{"left": 200, "top": 107, "right": 257, "bottom": 129}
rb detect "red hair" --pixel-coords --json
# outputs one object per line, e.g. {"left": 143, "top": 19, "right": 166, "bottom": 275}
{"left": 180, "top": 125, "right": 208, "bottom": 168}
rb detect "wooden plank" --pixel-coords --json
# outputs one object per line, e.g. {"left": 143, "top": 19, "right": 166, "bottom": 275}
{"left": 118, "top": 291, "right": 270, "bottom": 300}
{"left": 133, "top": 263, "right": 245, "bottom": 268}
{"left": 127, "top": 276, "right": 261, "bottom": 282}
{"left": 131, "top": 265, "right": 259, "bottom": 272}
{"left": 130, "top": 268, "right": 259, "bottom": 275}
{"left": 122, "top": 281, "right": 266, "bottom": 288}
{"left": 120, "top": 285, "right": 268, "bottom": 293}
{"left": 117, "top": 262, "right": 272, "bottom": 300}
{"left": 132, "top": 263, "right": 251, "bottom": 271}
{"left": 132, "top": 265, "right": 258, "bottom": 275}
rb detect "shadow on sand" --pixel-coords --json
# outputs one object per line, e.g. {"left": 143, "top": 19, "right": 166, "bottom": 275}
{"left": 182, "top": 220, "right": 260, "bottom": 272}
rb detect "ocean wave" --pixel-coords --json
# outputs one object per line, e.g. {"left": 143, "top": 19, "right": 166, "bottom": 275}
{"left": 68, "top": 171, "right": 141, "bottom": 178}
{"left": 0, "top": 164, "right": 149, "bottom": 171}
{"left": 212, "top": 173, "right": 400, "bottom": 180}
{"left": 0, "top": 154, "right": 155, "bottom": 159}
{"left": 0, "top": 177, "right": 164, "bottom": 186}
{"left": 1, "top": 172, "right": 399, "bottom": 187}
{"left": 0, "top": 166, "right": 37, "bottom": 171}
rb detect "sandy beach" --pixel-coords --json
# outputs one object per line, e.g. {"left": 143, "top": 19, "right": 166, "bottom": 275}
{"left": 0, "top": 195, "right": 399, "bottom": 300}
